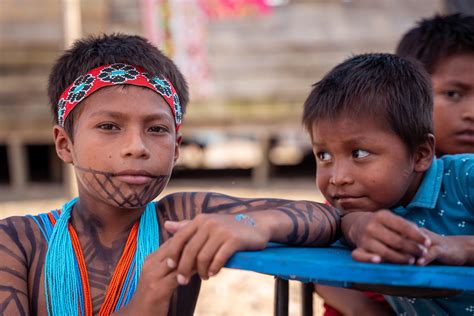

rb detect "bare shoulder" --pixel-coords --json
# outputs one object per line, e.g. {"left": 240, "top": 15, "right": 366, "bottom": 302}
{"left": 0, "top": 215, "right": 45, "bottom": 265}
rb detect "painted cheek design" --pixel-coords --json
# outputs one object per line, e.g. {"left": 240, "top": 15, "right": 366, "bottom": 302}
{"left": 75, "top": 166, "right": 169, "bottom": 208}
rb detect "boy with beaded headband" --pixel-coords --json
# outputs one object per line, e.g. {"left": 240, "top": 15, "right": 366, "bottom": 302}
{"left": 0, "top": 34, "right": 340, "bottom": 315}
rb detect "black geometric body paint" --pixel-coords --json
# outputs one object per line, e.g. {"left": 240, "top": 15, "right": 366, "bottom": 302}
{"left": 160, "top": 192, "right": 341, "bottom": 247}
{"left": 0, "top": 286, "right": 27, "bottom": 316}
{"left": 0, "top": 218, "right": 31, "bottom": 316}
{"left": 0, "top": 191, "right": 339, "bottom": 316}
{"left": 75, "top": 165, "right": 169, "bottom": 208}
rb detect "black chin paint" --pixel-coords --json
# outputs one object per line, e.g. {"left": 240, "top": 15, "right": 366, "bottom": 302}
{"left": 75, "top": 166, "right": 169, "bottom": 208}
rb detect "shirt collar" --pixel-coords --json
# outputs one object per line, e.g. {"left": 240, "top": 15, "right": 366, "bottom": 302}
{"left": 393, "top": 158, "right": 443, "bottom": 215}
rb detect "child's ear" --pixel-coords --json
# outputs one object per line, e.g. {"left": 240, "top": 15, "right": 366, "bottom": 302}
{"left": 53, "top": 125, "right": 74, "bottom": 164}
{"left": 414, "top": 133, "right": 435, "bottom": 172}
{"left": 173, "top": 134, "right": 182, "bottom": 165}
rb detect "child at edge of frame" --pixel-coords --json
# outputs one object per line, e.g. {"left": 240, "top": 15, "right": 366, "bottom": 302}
{"left": 302, "top": 52, "right": 474, "bottom": 316}
{"left": 315, "top": 13, "right": 474, "bottom": 316}
{"left": 0, "top": 33, "right": 342, "bottom": 316}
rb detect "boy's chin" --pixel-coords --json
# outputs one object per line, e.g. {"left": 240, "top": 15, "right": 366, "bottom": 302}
{"left": 113, "top": 187, "right": 164, "bottom": 209}
{"left": 333, "top": 201, "right": 381, "bottom": 214}
{"left": 93, "top": 181, "right": 168, "bottom": 209}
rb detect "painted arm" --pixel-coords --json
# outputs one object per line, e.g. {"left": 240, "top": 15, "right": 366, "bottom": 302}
{"left": 158, "top": 192, "right": 341, "bottom": 283}
{"left": 0, "top": 217, "right": 30, "bottom": 316}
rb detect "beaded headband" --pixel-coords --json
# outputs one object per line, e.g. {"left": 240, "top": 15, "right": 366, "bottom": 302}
{"left": 57, "top": 63, "right": 182, "bottom": 130}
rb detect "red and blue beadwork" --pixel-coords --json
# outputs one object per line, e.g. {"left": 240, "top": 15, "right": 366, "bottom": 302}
{"left": 57, "top": 63, "right": 182, "bottom": 130}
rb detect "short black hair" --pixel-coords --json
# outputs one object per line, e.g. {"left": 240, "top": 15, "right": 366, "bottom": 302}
{"left": 396, "top": 13, "right": 474, "bottom": 74}
{"left": 48, "top": 33, "right": 188, "bottom": 137}
{"left": 302, "top": 53, "right": 433, "bottom": 154}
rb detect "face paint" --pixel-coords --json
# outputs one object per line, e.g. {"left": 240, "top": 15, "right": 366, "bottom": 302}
{"left": 75, "top": 166, "right": 169, "bottom": 208}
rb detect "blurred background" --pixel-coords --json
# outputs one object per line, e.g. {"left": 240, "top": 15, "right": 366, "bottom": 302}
{"left": 0, "top": 0, "right": 472, "bottom": 315}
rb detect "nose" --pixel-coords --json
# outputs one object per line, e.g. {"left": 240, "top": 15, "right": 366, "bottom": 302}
{"left": 461, "top": 96, "right": 474, "bottom": 122}
{"left": 461, "top": 104, "right": 474, "bottom": 122}
{"left": 120, "top": 128, "right": 150, "bottom": 159}
{"left": 329, "top": 161, "right": 354, "bottom": 186}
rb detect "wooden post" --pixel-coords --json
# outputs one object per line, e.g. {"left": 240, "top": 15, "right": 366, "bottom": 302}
{"left": 252, "top": 131, "right": 271, "bottom": 187}
{"left": 60, "top": 0, "right": 82, "bottom": 197}
{"left": 7, "top": 136, "right": 27, "bottom": 194}
{"left": 61, "top": 0, "right": 82, "bottom": 48}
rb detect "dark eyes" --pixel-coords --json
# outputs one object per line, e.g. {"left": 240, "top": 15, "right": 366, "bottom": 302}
{"left": 316, "top": 150, "right": 369, "bottom": 161}
{"left": 148, "top": 126, "right": 169, "bottom": 133}
{"left": 97, "top": 123, "right": 119, "bottom": 130}
{"left": 316, "top": 152, "right": 332, "bottom": 161}
{"left": 352, "top": 149, "right": 369, "bottom": 158}
{"left": 96, "top": 124, "right": 168, "bottom": 133}
{"left": 443, "top": 90, "right": 462, "bottom": 101}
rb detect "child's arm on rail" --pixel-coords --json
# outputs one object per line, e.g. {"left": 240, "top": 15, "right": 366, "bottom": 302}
{"left": 158, "top": 192, "right": 341, "bottom": 284}
{"left": 343, "top": 211, "right": 474, "bottom": 266}
{"left": 342, "top": 210, "right": 430, "bottom": 264}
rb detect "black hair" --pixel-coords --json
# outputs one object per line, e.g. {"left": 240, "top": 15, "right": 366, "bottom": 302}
{"left": 302, "top": 53, "right": 433, "bottom": 154}
{"left": 48, "top": 33, "right": 188, "bottom": 138}
{"left": 396, "top": 13, "right": 474, "bottom": 74}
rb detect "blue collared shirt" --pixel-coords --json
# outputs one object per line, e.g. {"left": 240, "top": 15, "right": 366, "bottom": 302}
{"left": 386, "top": 154, "right": 474, "bottom": 316}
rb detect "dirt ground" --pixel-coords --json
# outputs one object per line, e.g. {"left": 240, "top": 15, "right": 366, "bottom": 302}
{"left": 0, "top": 178, "right": 326, "bottom": 316}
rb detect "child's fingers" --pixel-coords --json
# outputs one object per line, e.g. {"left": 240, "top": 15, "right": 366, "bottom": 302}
{"left": 208, "top": 242, "right": 240, "bottom": 277}
{"left": 361, "top": 238, "right": 416, "bottom": 264}
{"left": 194, "top": 237, "right": 227, "bottom": 279}
{"left": 352, "top": 247, "right": 382, "bottom": 263}
{"left": 151, "top": 238, "right": 173, "bottom": 262}
{"left": 142, "top": 245, "right": 176, "bottom": 278}
{"left": 416, "top": 246, "right": 439, "bottom": 266}
{"left": 380, "top": 212, "right": 431, "bottom": 247}
{"left": 164, "top": 220, "right": 191, "bottom": 235}
{"left": 175, "top": 230, "right": 210, "bottom": 284}
{"left": 165, "top": 221, "right": 199, "bottom": 269}
{"left": 371, "top": 225, "right": 426, "bottom": 258}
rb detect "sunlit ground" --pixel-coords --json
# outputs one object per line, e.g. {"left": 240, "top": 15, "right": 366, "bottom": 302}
{"left": 0, "top": 178, "right": 326, "bottom": 316}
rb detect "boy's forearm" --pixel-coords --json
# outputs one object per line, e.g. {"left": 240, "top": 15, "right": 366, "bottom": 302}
{"left": 161, "top": 192, "right": 341, "bottom": 246}
{"left": 251, "top": 201, "right": 341, "bottom": 246}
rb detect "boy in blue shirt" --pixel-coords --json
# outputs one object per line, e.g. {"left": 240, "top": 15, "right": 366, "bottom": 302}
{"left": 0, "top": 34, "right": 340, "bottom": 315}
{"left": 316, "top": 13, "right": 474, "bottom": 316}
{"left": 303, "top": 52, "right": 473, "bottom": 315}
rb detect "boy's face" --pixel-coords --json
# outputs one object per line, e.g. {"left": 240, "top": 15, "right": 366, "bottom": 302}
{"left": 55, "top": 85, "right": 179, "bottom": 209}
{"left": 311, "top": 115, "right": 430, "bottom": 214}
{"left": 432, "top": 52, "right": 474, "bottom": 155}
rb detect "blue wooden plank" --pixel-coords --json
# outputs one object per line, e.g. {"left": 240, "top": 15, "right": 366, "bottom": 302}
{"left": 225, "top": 245, "right": 474, "bottom": 291}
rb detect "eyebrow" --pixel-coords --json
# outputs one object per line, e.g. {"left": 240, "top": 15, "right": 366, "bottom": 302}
{"left": 441, "top": 80, "right": 471, "bottom": 90}
{"left": 312, "top": 136, "right": 376, "bottom": 148}
{"left": 311, "top": 141, "right": 325, "bottom": 147}
{"left": 89, "top": 110, "right": 174, "bottom": 123}
{"left": 89, "top": 110, "right": 126, "bottom": 119}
